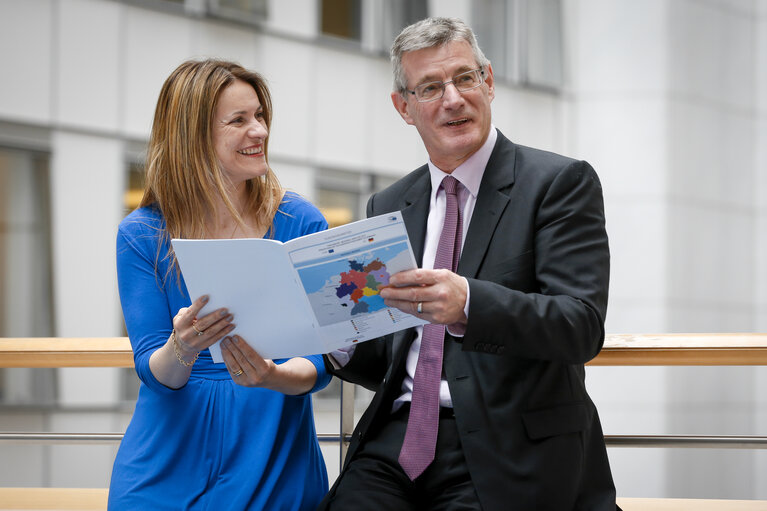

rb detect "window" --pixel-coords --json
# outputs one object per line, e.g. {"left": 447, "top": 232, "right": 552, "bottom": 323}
{"left": 315, "top": 168, "right": 398, "bottom": 228}
{"left": 124, "top": 162, "right": 145, "bottom": 217}
{"left": 207, "top": 0, "right": 268, "bottom": 25}
{"left": 472, "top": 0, "right": 563, "bottom": 90}
{"left": 119, "top": 0, "right": 267, "bottom": 25}
{"left": 0, "top": 147, "right": 55, "bottom": 404}
{"left": 321, "top": 0, "right": 362, "bottom": 41}
{"left": 370, "top": 0, "right": 427, "bottom": 55}
{"left": 321, "top": 0, "right": 426, "bottom": 53}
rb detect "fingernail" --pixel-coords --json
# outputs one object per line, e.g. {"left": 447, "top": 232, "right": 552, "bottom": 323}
{"left": 220, "top": 309, "right": 228, "bottom": 316}
{"left": 222, "top": 337, "right": 231, "bottom": 346}
{"left": 202, "top": 295, "right": 209, "bottom": 303}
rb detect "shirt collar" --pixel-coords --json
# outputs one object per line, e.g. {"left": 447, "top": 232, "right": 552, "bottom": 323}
{"left": 427, "top": 125, "right": 497, "bottom": 199}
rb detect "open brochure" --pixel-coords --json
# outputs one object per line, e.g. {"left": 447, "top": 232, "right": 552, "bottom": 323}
{"left": 171, "top": 211, "right": 428, "bottom": 362}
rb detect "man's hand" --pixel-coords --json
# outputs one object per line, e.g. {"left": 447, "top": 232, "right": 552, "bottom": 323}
{"left": 380, "top": 268, "right": 467, "bottom": 326}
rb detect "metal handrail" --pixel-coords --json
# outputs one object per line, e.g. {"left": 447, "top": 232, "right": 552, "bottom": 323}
{"left": 604, "top": 435, "right": 767, "bottom": 449}
{"left": 0, "top": 432, "right": 351, "bottom": 445}
{"left": 2, "top": 432, "right": 767, "bottom": 449}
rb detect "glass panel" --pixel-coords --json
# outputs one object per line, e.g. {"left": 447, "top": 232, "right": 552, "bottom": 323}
{"left": 380, "top": 0, "right": 427, "bottom": 50}
{"left": 124, "top": 162, "right": 145, "bottom": 216}
{"left": 321, "top": 0, "right": 362, "bottom": 41}
{"left": 209, "top": 0, "right": 268, "bottom": 24}
{"left": 526, "top": 0, "right": 563, "bottom": 89}
{"left": 317, "top": 188, "right": 358, "bottom": 228}
{"left": 0, "top": 147, "right": 55, "bottom": 404}
{"left": 471, "top": 0, "right": 562, "bottom": 90}
{"left": 471, "top": 0, "right": 513, "bottom": 79}
{"left": 316, "top": 168, "right": 369, "bottom": 227}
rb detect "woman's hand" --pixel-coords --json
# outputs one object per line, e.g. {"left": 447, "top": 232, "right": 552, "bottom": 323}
{"left": 149, "top": 295, "right": 235, "bottom": 389}
{"left": 172, "top": 295, "right": 235, "bottom": 356}
{"left": 220, "top": 336, "right": 318, "bottom": 395}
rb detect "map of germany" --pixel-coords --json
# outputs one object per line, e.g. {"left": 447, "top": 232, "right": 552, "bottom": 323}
{"left": 336, "top": 258, "right": 390, "bottom": 315}
{"left": 297, "top": 242, "right": 412, "bottom": 326}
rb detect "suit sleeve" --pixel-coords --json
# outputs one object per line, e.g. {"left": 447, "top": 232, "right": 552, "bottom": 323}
{"left": 462, "top": 160, "right": 610, "bottom": 364}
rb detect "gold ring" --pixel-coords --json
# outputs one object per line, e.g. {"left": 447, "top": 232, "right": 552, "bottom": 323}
{"left": 192, "top": 323, "right": 204, "bottom": 336}
{"left": 232, "top": 369, "right": 243, "bottom": 377}
{"left": 417, "top": 302, "right": 423, "bottom": 314}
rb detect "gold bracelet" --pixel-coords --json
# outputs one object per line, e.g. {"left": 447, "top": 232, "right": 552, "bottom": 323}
{"left": 172, "top": 329, "right": 199, "bottom": 367}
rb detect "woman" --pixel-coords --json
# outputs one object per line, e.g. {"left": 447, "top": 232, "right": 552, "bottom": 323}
{"left": 109, "top": 59, "right": 331, "bottom": 510}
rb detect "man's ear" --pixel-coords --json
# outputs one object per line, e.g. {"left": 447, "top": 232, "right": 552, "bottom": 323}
{"left": 484, "top": 63, "right": 495, "bottom": 102}
{"left": 391, "top": 91, "right": 415, "bottom": 125}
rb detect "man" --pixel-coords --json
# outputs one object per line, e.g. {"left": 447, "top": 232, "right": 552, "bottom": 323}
{"left": 322, "top": 17, "right": 619, "bottom": 510}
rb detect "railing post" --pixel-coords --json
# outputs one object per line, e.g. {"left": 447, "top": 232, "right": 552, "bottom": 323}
{"left": 339, "top": 380, "right": 355, "bottom": 467}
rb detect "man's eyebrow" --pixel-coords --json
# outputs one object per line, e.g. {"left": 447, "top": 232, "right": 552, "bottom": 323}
{"left": 414, "top": 65, "right": 476, "bottom": 85}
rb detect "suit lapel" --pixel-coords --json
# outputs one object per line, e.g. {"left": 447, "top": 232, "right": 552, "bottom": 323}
{"left": 391, "top": 167, "right": 431, "bottom": 359}
{"left": 399, "top": 168, "right": 432, "bottom": 267}
{"left": 458, "top": 132, "right": 517, "bottom": 278}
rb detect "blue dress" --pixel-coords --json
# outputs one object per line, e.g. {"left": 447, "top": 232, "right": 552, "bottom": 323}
{"left": 109, "top": 192, "right": 332, "bottom": 511}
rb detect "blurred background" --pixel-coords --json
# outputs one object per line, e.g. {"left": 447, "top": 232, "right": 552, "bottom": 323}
{"left": 0, "top": 0, "right": 765, "bottom": 501}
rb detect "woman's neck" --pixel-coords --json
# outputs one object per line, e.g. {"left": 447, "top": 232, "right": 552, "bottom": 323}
{"left": 206, "top": 185, "right": 266, "bottom": 239}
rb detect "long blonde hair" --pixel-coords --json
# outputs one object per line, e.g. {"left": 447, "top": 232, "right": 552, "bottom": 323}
{"left": 140, "top": 59, "right": 284, "bottom": 274}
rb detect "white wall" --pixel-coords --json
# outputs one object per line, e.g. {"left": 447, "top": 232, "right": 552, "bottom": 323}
{"left": 564, "top": 0, "right": 766, "bottom": 499}
{"left": 753, "top": 0, "right": 767, "bottom": 491}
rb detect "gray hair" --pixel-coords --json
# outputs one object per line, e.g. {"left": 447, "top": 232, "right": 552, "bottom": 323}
{"left": 390, "top": 17, "right": 490, "bottom": 93}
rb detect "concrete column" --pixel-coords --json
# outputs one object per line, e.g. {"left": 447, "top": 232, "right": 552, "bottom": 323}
{"left": 566, "top": 0, "right": 763, "bottom": 499}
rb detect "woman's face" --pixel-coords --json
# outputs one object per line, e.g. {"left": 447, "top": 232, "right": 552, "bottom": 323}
{"left": 212, "top": 79, "right": 269, "bottom": 187}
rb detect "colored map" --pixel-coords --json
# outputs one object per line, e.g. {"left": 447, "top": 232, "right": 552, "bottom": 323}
{"left": 297, "top": 242, "right": 412, "bottom": 326}
{"left": 335, "top": 258, "right": 390, "bottom": 315}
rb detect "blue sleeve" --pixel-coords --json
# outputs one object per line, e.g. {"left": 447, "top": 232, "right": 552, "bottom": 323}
{"left": 116, "top": 216, "right": 180, "bottom": 394}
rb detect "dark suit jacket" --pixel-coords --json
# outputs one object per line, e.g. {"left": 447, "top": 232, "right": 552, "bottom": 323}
{"left": 323, "top": 130, "right": 617, "bottom": 510}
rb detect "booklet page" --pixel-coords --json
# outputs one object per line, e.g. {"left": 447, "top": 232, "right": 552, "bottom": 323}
{"left": 171, "top": 212, "right": 427, "bottom": 361}
{"left": 287, "top": 212, "right": 428, "bottom": 352}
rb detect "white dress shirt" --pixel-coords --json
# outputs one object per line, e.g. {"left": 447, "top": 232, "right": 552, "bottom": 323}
{"left": 393, "top": 127, "right": 496, "bottom": 410}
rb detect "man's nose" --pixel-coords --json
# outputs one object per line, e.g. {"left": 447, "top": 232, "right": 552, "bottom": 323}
{"left": 441, "top": 82, "right": 464, "bottom": 106}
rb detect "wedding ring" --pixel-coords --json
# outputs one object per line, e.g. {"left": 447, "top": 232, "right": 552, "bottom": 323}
{"left": 417, "top": 302, "right": 423, "bottom": 314}
{"left": 192, "top": 323, "right": 204, "bottom": 336}
{"left": 232, "top": 369, "right": 243, "bottom": 377}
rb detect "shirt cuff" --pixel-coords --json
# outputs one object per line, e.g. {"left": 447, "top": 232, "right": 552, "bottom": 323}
{"left": 446, "top": 277, "right": 469, "bottom": 337}
{"left": 327, "top": 345, "right": 356, "bottom": 369}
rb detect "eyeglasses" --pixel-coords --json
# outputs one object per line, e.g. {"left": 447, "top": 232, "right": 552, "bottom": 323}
{"left": 405, "top": 68, "right": 485, "bottom": 103}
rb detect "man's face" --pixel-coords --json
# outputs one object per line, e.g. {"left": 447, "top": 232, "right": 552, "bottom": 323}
{"left": 391, "top": 40, "right": 494, "bottom": 173}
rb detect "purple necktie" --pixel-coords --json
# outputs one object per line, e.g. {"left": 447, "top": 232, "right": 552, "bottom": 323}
{"left": 399, "top": 175, "right": 463, "bottom": 480}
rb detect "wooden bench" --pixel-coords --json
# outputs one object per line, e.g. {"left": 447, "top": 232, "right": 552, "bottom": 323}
{"left": 1, "top": 489, "right": 766, "bottom": 510}
{"left": 617, "top": 497, "right": 767, "bottom": 510}
{"left": 0, "top": 488, "right": 107, "bottom": 510}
